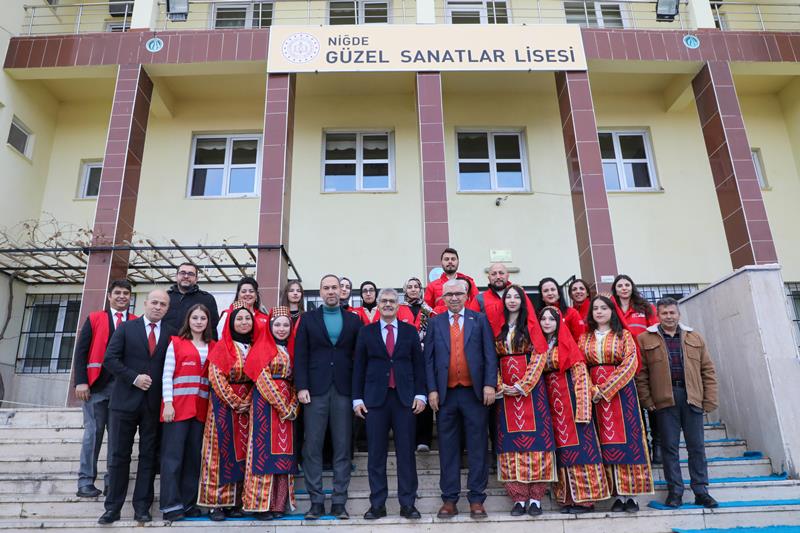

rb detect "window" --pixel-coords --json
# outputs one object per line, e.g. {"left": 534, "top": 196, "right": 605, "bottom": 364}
{"left": 17, "top": 294, "right": 81, "bottom": 374}
{"left": 7, "top": 116, "right": 32, "bottom": 158}
{"left": 456, "top": 131, "right": 527, "bottom": 192}
{"left": 752, "top": 148, "right": 768, "bottom": 189}
{"left": 446, "top": 0, "right": 508, "bottom": 23}
{"left": 106, "top": 21, "right": 131, "bottom": 32}
{"left": 599, "top": 131, "right": 658, "bottom": 191}
{"left": 79, "top": 161, "right": 103, "bottom": 198}
{"left": 213, "top": 1, "right": 272, "bottom": 28}
{"left": 786, "top": 282, "right": 800, "bottom": 352}
{"left": 323, "top": 131, "right": 393, "bottom": 192}
{"left": 564, "top": 1, "right": 624, "bottom": 27}
{"left": 189, "top": 135, "right": 261, "bottom": 197}
{"left": 638, "top": 284, "right": 699, "bottom": 304}
{"left": 328, "top": 0, "right": 389, "bottom": 24}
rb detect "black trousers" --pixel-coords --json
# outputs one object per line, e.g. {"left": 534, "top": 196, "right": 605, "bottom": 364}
{"left": 159, "top": 418, "right": 204, "bottom": 513}
{"left": 104, "top": 403, "right": 161, "bottom": 514}
{"left": 415, "top": 405, "right": 434, "bottom": 447}
{"left": 656, "top": 386, "right": 709, "bottom": 497}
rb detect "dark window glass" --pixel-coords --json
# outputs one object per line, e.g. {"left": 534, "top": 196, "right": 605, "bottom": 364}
{"left": 457, "top": 132, "right": 489, "bottom": 159}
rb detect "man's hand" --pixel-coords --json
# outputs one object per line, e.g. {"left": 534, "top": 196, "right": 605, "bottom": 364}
{"left": 134, "top": 374, "right": 152, "bottom": 391}
{"left": 75, "top": 384, "right": 90, "bottom": 402}
{"left": 298, "top": 389, "right": 311, "bottom": 404}
{"left": 163, "top": 402, "right": 175, "bottom": 423}
{"left": 412, "top": 398, "right": 426, "bottom": 415}
{"left": 354, "top": 403, "right": 368, "bottom": 419}
{"left": 428, "top": 391, "right": 439, "bottom": 412}
{"left": 483, "top": 386, "right": 496, "bottom": 406}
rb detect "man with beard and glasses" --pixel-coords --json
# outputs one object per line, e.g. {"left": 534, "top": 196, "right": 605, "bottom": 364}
{"left": 424, "top": 248, "right": 479, "bottom": 313}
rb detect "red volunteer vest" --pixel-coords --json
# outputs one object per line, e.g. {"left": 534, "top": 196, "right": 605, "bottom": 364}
{"left": 164, "top": 336, "right": 215, "bottom": 423}
{"left": 87, "top": 310, "right": 137, "bottom": 386}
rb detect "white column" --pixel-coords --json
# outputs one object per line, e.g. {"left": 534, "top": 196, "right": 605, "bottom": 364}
{"left": 687, "top": 0, "right": 716, "bottom": 29}
{"left": 131, "top": 0, "right": 160, "bottom": 30}
{"left": 416, "top": 0, "right": 436, "bottom": 23}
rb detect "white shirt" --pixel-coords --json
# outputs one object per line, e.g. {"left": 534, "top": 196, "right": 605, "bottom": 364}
{"left": 109, "top": 308, "right": 128, "bottom": 329}
{"left": 162, "top": 341, "right": 209, "bottom": 403}
{"left": 143, "top": 317, "right": 161, "bottom": 344}
{"left": 448, "top": 309, "right": 464, "bottom": 330}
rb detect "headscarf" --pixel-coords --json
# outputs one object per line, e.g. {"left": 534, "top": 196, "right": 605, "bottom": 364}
{"left": 360, "top": 281, "right": 378, "bottom": 312}
{"left": 269, "top": 306, "right": 292, "bottom": 347}
{"left": 229, "top": 307, "right": 254, "bottom": 345}
{"left": 538, "top": 306, "right": 583, "bottom": 372}
{"left": 208, "top": 307, "right": 257, "bottom": 375}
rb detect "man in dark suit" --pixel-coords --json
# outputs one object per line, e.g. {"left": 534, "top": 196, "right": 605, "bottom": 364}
{"left": 353, "top": 288, "right": 426, "bottom": 520}
{"left": 425, "top": 279, "right": 497, "bottom": 520}
{"left": 98, "top": 289, "right": 173, "bottom": 525}
{"left": 294, "top": 274, "right": 363, "bottom": 520}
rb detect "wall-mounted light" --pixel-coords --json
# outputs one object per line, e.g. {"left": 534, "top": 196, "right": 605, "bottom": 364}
{"left": 655, "top": 0, "right": 679, "bottom": 22}
{"left": 167, "top": 0, "right": 189, "bottom": 22}
{"left": 495, "top": 195, "right": 509, "bottom": 207}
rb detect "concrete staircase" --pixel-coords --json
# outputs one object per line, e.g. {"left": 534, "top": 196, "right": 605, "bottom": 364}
{"left": 0, "top": 408, "right": 798, "bottom": 532}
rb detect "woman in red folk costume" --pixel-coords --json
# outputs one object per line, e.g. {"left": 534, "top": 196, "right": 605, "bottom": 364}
{"left": 493, "top": 285, "right": 554, "bottom": 517}
{"left": 159, "top": 304, "right": 216, "bottom": 521}
{"left": 217, "top": 277, "right": 270, "bottom": 341}
{"left": 568, "top": 278, "right": 592, "bottom": 336}
{"left": 242, "top": 307, "right": 300, "bottom": 520}
{"left": 537, "top": 278, "right": 584, "bottom": 343}
{"left": 539, "top": 306, "right": 609, "bottom": 513}
{"left": 198, "top": 307, "right": 256, "bottom": 521}
{"left": 580, "top": 295, "right": 653, "bottom": 513}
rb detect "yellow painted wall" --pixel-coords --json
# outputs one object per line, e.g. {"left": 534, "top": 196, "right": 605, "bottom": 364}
{"left": 289, "top": 83, "right": 425, "bottom": 289}
{"left": 594, "top": 89, "right": 732, "bottom": 285}
{"left": 741, "top": 92, "right": 800, "bottom": 282}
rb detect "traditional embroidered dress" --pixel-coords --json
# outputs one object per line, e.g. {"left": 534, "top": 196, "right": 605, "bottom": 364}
{"left": 242, "top": 341, "right": 300, "bottom": 512}
{"left": 494, "top": 328, "right": 556, "bottom": 502}
{"left": 580, "top": 329, "right": 654, "bottom": 497}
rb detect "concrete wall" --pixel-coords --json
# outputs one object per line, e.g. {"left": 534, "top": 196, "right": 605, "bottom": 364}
{"left": 0, "top": 275, "right": 29, "bottom": 407}
{"left": 680, "top": 264, "right": 800, "bottom": 477}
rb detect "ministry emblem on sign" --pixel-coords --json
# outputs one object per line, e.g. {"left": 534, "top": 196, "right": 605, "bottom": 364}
{"left": 281, "top": 33, "right": 320, "bottom": 64}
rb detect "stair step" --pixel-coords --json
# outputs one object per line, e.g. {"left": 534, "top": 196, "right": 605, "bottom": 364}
{"left": 674, "top": 526, "right": 800, "bottom": 533}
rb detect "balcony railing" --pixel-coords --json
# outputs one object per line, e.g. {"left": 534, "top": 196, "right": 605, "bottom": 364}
{"left": 711, "top": 1, "right": 800, "bottom": 31}
{"left": 22, "top": 1, "right": 133, "bottom": 36}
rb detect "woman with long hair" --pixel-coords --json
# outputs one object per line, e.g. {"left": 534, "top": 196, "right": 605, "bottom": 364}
{"left": 539, "top": 306, "right": 609, "bottom": 513}
{"left": 279, "top": 280, "right": 304, "bottom": 324}
{"left": 159, "top": 304, "right": 216, "bottom": 521}
{"left": 580, "top": 295, "right": 653, "bottom": 513}
{"left": 217, "top": 277, "right": 269, "bottom": 340}
{"left": 494, "top": 285, "right": 554, "bottom": 517}
{"left": 537, "top": 277, "right": 584, "bottom": 342}
{"left": 242, "top": 307, "right": 300, "bottom": 519}
{"left": 611, "top": 274, "right": 658, "bottom": 339}
{"left": 568, "top": 278, "right": 592, "bottom": 334}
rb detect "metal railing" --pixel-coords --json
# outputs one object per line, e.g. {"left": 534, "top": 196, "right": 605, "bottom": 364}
{"left": 22, "top": 1, "right": 133, "bottom": 36}
{"left": 711, "top": 1, "right": 800, "bottom": 31}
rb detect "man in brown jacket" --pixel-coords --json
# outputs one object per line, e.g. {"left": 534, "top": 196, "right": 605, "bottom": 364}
{"left": 635, "top": 297, "right": 719, "bottom": 509}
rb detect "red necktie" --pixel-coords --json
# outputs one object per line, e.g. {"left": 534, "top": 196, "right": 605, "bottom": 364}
{"left": 386, "top": 323, "right": 396, "bottom": 388}
{"left": 148, "top": 323, "right": 157, "bottom": 356}
{"left": 114, "top": 312, "right": 123, "bottom": 329}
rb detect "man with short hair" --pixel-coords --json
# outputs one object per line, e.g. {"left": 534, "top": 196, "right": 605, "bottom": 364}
{"left": 295, "top": 274, "right": 363, "bottom": 520}
{"left": 73, "top": 280, "right": 136, "bottom": 498}
{"left": 636, "top": 298, "right": 719, "bottom": 510}
{"left": 162, "top": 262, "right": 220, "bottom": 336}
{"left": 471, "top": 263, "right": 538, "bottom": 333}
{"left": 99, "top": 289, "right": 174, "bottom": 524}
{"left": 425, "top": 279, "right": 497, "bottom": 520}
{"left": 424, "top": 248, "right": 479, "bottom": 312}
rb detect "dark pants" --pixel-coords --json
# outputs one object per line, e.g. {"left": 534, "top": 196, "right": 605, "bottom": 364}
{"left": 104, "top": 403, "right": 161, "bottom": 514}
{"left": 159, "top": 418, "right": 204, "bottom": 513}
{"left": 365, "top": 389, "right": 418, "bottom": 508}
{"left": 644, "top": 408, "right": 661, "bottom": 451}
{"left": 656, "top": 386, "right": 709, "bottom": 497}
{"left": 416, "top": 405, "right": 433, "bottom": 447}
{"left": 302, "top": 387, "right": 352, "bottom": 505}
{"left": 78, "top": 381, "right": 112, "bottom": 490}
{"left": 437, "top": 386, "right": 488, "bottom": 504}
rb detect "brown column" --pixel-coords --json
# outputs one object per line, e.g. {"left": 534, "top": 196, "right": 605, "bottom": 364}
{"left": 416, "top": 72, "right": 450, "bottom": 276}
{"left": 68, "top": 64, "right": 152, "bottom": 406}
{"left": 256, "top": 73, "right": 295, "bottom": 307}
{"left": 692, "top": 61, "right": 778, "bottom": 268}
{"left": 555, "top": 71, "right": 618, "bottom": 292}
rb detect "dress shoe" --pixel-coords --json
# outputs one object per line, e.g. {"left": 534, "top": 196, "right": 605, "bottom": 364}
{"left": 226, "top": 507, "right": 245, "bottom": 518}
{"left": 184, "top": 506, "right": 202, "bottom": 518}
{"left": 469, "top": 502, "right": 488, "bottom": 519}
{"left": 664, "top": 493, "right": 683, "bottom": 508}
{"left": 569, "top": 504, "right": 594, "bottom": 514}
{"left": 694, "top": 493, "right": 719, "bottom": 508}
{"left": 437, "top": 501, "right": 458, "bottom": 519}
{"left": 527, "top": 501, "right": 543, "bottom": 516}
{"left": 651, "top": 445, "right": 663, "bottom": 465}
{"left": 134, "top": 511, "right": 152, "bottom": 523}
{"left": 163, "top": 510, "right": 185, "bottom": 522}
{"left": 400, "top": 505, "right": 421, "bottom": 519}
{"left": 304, "top": 503, "right": 325, "bottom": 520}
{"left": 624, "top": 498, "right": 639, "bottom": 513}
{"left": 611, "top": 498, "right": 626, "bottom": 512}
{"left": 254, "top": 511, "right": 274, "bottom": 521}
{"left": 97, "top": 511, "right": 120, "bottom": 524}
{"left": 364, "top": 506, "right": 387, "bottom": 520}
{"left": 209, "top": 508, "right": 226, "bottom": 521}
{"left": 510, "top": 502, "right": 526, "bottom": 516}
{"left": 560, "top": 505, "right": 573, "bottom": 514}
{"left": 330, "top": 503, "right": 349, "bottom": 519}
{"left": 76, "top": 485, "right": 102, "bottom": 498}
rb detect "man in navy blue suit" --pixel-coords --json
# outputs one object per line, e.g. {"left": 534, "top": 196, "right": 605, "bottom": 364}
{"left": 425, "top": 279, "right": 497, "bottom": 520}
{"left": 353, "top": 288, "right": 426, "bottom": 520}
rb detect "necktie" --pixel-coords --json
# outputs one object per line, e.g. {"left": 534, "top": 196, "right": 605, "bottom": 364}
{"left": 148, "top": 323, "right": 157, "bottom": 356}
{"left": 385, "top": 324, "right": 396, "bottom": 388}
{"left": 452, "top": 313, "right": 461, "bottom": 332}
{"left": 114, "top": 312, "right": 123, "bottom": 329}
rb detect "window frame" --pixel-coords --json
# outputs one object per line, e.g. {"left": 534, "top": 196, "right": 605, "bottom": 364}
{"left": 455, "top": 129, "right": 530, "bottom": 193}
{"left": 7, "top": 116, "right": 33, "bottom": 159}
{"left": 187, "top": 134, "right": 263, "bottom": 199}
{"left": 599, "top": 129, "right": 659, "bottom": 192}
{"left": 78, "top": 160, "right": 103, "bottom": 199}
{"left": 211, "top": 1, "right": 273, "bottom": 29}
{"left": 445, "top": 0, "right": 510, "bottom": 24}
{"left": 321, "top": 129, "right": 395, "bottom": 193}
{"left": 105, "top": 20, "right": 131, "bottom": 32}
{"left": 564, "top": 1, "right": 627, "bottom": 28}
{"left": 327, "top": 0, "right": 391, "bottom": 24}
{"left": 16, "top": 294, "right": 82, "bottom": 374}
{"left": 751, "top": 148, "right": 769, "bottom": 189}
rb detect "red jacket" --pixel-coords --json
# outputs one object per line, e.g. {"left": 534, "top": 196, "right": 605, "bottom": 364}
{"left": 563, "top": 306, "right": 585, "bottom": 342}
{"left": 162, "top": 336, "right": 215, "bottom": 423}
{"left": 424, "top": 272, "right": 479, "bottom": 310}
{"left": 86, "top": 310, "right": 138, "bottom": 386}
{"left": 572, "top": 299, "right": 590, "bottom": 333}
{"left": 352, "top": 306, "right": 379, "bottom": 325}
{"left": 619, "top": 303, "right": 659, "bottom": 339}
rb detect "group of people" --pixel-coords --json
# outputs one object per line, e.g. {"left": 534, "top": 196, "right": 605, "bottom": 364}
{"left": 71, "top": 247, "right": 719, "bottom": 524}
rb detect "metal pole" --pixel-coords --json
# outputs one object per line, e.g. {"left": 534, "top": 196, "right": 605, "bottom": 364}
{"left": 756, "top": 4, "right": 765, "bottom": 30}
{"left": 537, "top": 0, "right": 542, "bottom": 22}
{"left": 75, "top": 5, "right": 83, "bottom": 34}
{"left": 28, "top": 6, "right": 35, "bottom": 35}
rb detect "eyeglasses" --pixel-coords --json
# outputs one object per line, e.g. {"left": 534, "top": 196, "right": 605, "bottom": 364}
{"left": 378, "top": 299, "right": 397, "bottom": 305}
{"left": 443, "top": 292, "right": 466, "bottom": 298}
{"left": 177, "top": 271, "right": 197, "bottom": 278}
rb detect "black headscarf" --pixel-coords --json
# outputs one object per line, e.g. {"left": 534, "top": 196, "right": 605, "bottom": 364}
{"left": 360, "top": 281, "right": 378, "bottom": 312}
{"left": 228, "top": 307, "right": 254, "bottom": 345}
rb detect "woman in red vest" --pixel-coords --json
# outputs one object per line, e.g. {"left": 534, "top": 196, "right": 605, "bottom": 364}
{"left": 568, "top": 278, "right": 592, "bottom": 334}
{"left": 279, "top": 280, "right": 305, "bottom": 325}
{"left": 159, "top": 304, "right": 216, "bottom": 521}
{"left": 611, "top": 274, "right": 658, "bottom": 339}
{"left": 217, "top": 277, "right": 270, "bottom": 340}
{"left": 242, "top": 307, "right": 299, "bottom": 519}
{"left": 536, "top": 278, "right": 584, "bottom": 342}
